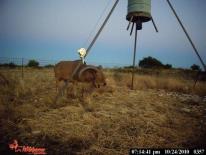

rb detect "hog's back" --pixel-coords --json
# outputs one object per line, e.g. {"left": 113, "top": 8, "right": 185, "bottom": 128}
{"left": 54, "top": 60, "right": 82, "bottom": 81}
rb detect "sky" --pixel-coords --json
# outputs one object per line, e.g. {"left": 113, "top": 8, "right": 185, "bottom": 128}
{"left": 0, "top": 0, "right": 206, "bottom": 68}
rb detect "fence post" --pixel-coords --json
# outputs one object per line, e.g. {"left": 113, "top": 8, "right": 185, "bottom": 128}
{"left": 21, "top": 58, "right": 24, "bottom": 79}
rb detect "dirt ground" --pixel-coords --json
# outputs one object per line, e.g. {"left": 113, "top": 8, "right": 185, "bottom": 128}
{"left": 0, "top": 68, "right": 206, "bottom": 155}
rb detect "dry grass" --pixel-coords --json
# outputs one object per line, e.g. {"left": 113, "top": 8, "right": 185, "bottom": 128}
{"left": 0, "top": 68, "right": 206, "bottom": 154}
{"left": 111, "top": 71, "right": 206, "bottom": 96}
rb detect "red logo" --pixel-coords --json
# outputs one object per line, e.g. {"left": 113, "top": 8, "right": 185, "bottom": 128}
{"left": 9, "top": 139, "right": 46, "bottom": 154}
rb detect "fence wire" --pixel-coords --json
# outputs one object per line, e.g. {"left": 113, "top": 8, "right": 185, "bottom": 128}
{"left": 0, "top": 57, "right": 132, "bottom": 79}
{"left": 0, "top": 57, "right": 131, "bottom": 67}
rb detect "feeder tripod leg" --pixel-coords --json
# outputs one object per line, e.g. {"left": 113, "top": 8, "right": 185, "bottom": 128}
{"left": 166, "top": 0, "right": 206, "bottom": 71}
{"left": 151, "top": 17, "right": 158, "bottom": 33}
{"left": 86, "top": 0, "right": 119, "bottom": 57}
{"left": 131, "top": 23, "right": 138, "bottom": 90}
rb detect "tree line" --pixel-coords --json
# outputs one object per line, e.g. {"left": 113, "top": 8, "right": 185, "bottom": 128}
{"left": 123, "top": 56, "right": 202, "bottom": 71}
{"left": 0, "top": 59, "right": 54, "bottom": 68}
{"left": 0, "top": 57, "right": 202, "bottom": 71}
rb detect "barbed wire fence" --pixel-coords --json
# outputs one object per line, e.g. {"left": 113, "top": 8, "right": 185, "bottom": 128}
{"left": 0, "top": 57, "right": 132, "bottom": 79}
{"left": 0, "top": 57, "right": 200, "bottom": 82}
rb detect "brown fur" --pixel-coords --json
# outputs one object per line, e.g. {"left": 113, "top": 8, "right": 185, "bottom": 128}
{"left": 54, "top": 60, "right": 106, "bottom": 92}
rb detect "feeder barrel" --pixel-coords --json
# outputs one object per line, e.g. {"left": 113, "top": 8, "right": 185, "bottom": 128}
{"left": 127, "top": 0, "right": 152, "bottom": 23}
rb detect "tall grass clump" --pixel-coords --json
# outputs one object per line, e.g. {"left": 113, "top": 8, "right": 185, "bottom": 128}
{"left": 109, "top": 71, "right": 206, "bottom": 95}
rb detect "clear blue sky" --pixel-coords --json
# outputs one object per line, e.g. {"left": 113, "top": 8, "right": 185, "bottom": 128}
{"left": 0, "top": 0, "right": 206, "bottom": 68}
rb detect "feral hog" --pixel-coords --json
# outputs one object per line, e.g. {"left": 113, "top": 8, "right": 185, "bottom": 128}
{"left": 54, "top": 60, "right": 106, "bottom": 92}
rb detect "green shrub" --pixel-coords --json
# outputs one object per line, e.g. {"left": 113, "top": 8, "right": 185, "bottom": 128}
{"left": 27, "top": 60, "right": 39, "bottom": 68}
{"left": 191, "top": 64, "right": 201, "bottom": 71}
{"left": 139, "top": 56, "right": 164, "bottom": 69}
